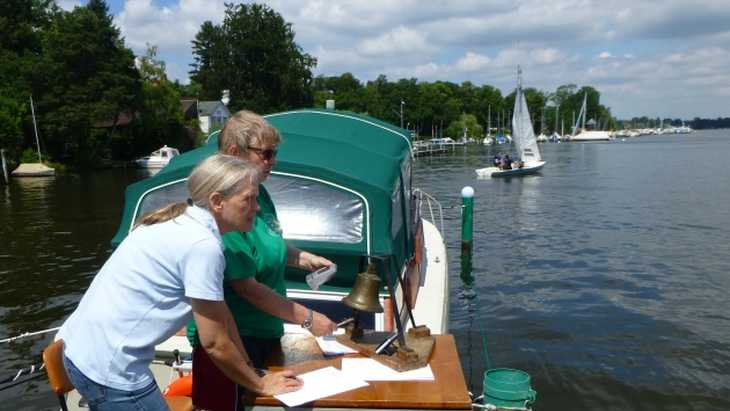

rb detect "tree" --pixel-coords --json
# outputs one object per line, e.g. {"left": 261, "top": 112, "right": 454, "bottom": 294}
{"left": 0, "top": 0, "right": 55, "bottom": 160}
{"left": 446, "top": 113, "right": 483, "bottom": 140}
{"left": 190, "top": 3, "right": 316, "bottom": 114}
{"left": 37, "top": 0, "right": 141, "bottom": 165}
{"left": 123, "top": 45, "right": 190, "bottom": 159}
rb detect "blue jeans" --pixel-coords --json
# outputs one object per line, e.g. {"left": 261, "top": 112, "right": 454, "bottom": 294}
{"left": 63, "top": 354, "right": 168, "bottom": 411}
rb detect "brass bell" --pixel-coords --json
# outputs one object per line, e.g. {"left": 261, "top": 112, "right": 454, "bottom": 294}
{"left": 342, "top": 263, "right": 384, "bottom": 313}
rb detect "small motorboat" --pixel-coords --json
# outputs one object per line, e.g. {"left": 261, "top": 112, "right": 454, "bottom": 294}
{"left": 134, "top": 145, "right": 180, "bottom": 169}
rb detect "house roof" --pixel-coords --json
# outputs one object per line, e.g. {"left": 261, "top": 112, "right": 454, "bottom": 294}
{"left": 198, "top": 101, "right": 229, "bottom": 116}
{"left": 180, "top": 99, "right": 198, "bottom": 120}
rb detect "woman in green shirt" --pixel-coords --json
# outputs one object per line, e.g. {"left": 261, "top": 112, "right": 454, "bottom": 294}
{"left": 189, "top": 111, "right": 337, "bottom": 411}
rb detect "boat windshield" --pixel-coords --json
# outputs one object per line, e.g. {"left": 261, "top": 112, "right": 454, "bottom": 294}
{"left": 133, "top": 174, "right": 364, "bottom": 244}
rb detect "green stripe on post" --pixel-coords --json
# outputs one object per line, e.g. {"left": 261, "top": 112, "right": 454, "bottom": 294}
{"left": 461, "top": 186, "right": 474, "bottom": 252}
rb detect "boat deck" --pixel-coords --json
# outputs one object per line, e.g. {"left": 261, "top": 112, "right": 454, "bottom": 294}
{"left": 247, "top": 334, "right": 471, "bottom": 410}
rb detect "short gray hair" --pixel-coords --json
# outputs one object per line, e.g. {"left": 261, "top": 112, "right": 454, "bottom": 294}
{"left": 218, "top": 110, "right": 282, "bottom": 153}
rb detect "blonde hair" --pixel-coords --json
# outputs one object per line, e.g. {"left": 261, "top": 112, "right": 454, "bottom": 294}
{"left": 138, "top": 154, "right": 259, "bottom": 226}
{"left": 218, "top": 110, "right": 282, "bottom": 153}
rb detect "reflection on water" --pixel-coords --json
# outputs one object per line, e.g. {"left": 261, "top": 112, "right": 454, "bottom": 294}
{"left": 1, "top": 131, "right": 730, "bottom": 410}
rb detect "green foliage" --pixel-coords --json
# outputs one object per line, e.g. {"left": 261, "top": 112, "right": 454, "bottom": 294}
{"left": 190, "top": 3, "right": 316, "bottom": 113}
{"left": 447, "top": 113, "right": 483, "bottom": 140}
{"left": 35, "top": 0, "right": 141, "bottom": 166}
{"left": 125, "top": 44, "right": 191, "bottom": 158}
{"left": 19, "top": 147, "right": 40, "bottom": 163}
{"left": 0, "top": 95, "right": 26, "bottom": 159}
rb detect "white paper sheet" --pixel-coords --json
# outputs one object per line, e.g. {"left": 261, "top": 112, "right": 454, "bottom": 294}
{"left": 274, "top": 366, "right": 369, "bottom": 407}
{"left": 340, "top": 358, "right": 435, "bottom": 381}
{"left": 315, "top": 335, "right": 358, "bottom": 355}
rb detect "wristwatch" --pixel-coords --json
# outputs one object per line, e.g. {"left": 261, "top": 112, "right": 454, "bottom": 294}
{"left": 301, "top": 309, "right": 313, "bottom": 330}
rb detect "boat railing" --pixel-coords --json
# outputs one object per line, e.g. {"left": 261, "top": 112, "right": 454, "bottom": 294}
{"left": 414, "top": 188, "right": 444, "bottom": 235}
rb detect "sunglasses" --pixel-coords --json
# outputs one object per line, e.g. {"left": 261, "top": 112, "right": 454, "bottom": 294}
{"left": 248, "top": 146, "right": 278, "bottom": 161}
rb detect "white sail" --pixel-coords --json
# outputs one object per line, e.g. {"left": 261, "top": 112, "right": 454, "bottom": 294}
{"left": 512, "top": 68, "right": 542, "bottom": 162}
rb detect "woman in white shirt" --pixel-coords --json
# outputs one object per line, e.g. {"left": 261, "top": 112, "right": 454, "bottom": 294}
{"left": 58, "top": 154, "right": 301, "bottom": 411}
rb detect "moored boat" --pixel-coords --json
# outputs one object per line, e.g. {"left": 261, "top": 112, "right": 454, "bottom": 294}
{"left": 66, "top": 109, "right": 463, "bottom": 410}
{"left": 133, "top": 145, "right": 180, "bottom": 169}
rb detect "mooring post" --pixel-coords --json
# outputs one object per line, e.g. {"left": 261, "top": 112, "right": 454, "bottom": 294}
{"left": 1, "top": 149, "right": 8, "bottom": 184}
{"left": 460, "top": 186, "right": 474, "bottom": 252}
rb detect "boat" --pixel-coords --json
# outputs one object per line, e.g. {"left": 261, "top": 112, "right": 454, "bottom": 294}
{"left": 11, "top": 95, "right": 55, "bottom": 177}
{"left": 65, "top": 109, "right": 466, "bottom": 410}
{"left": 568, "top": 94, "right": 611, "bottom": 142}
{"left": 476, "top": 67, "right": 546, "bottom": 178}
{"left": 133, "top": 145, "right": 180, "bottom": 169}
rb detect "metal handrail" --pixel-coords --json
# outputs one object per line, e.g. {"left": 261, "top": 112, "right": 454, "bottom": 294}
{"left": 413, "top": 188, "right": 444, "bottom": 235}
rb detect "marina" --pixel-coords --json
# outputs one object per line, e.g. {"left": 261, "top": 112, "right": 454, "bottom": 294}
{"left": 1, "top": 129, "right": 729, "bottom": 410}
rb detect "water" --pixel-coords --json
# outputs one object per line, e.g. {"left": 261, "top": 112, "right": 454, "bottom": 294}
{"left": 2, "top": 131, "right": 730, "bottom": 410}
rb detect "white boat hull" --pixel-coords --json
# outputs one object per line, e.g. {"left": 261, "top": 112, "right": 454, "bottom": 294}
{"left": 570, "top": 131, "right": 611, "bottom": 141}
{"left": 475, "top": 160, "right": 546, "bottom": 178}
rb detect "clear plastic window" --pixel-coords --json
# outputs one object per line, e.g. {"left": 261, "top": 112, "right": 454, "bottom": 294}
{"left": 265, "top": 175, "right": 364, "bottom": 243}
{"left": 134, "top": 180, "right": 188, "bottom": 224}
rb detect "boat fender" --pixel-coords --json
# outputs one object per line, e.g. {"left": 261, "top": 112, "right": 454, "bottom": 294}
{"left": 413, "top": 221, "right": 424, "bottom": 265}
{"left": 163, "top": 373, "right": 193, "bottom": 397}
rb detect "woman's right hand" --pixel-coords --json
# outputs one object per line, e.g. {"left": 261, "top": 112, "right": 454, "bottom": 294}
{"left": 259, "top": 370, "right": 302, "bottom": 395}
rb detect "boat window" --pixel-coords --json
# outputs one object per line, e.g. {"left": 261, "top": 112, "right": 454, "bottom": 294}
{"left": 134, "top": 181, "right": 188, "bottom": 224}
{"left": 264, "top": 175, "right": 363, "bottom": 243}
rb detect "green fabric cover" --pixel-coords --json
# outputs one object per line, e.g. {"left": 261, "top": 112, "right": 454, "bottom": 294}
{"left": 111, "top": 109, "right": 414, "bottom": 289}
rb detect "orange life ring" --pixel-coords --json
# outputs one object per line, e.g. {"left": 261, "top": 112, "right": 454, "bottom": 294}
{"left": 163, "top": 373, "right": 193, "bottom": 397}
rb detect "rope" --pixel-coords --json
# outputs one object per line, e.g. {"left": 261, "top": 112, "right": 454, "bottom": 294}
{"left": 0, "top": 326, "right": 60, "bottom": 344}
{"left": 0, "top": 362, "right": 47, "bottom": 390}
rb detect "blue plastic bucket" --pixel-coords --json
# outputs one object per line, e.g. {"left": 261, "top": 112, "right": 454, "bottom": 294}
{"left": 483, "top": 368, "right": 536, "bottom": 410}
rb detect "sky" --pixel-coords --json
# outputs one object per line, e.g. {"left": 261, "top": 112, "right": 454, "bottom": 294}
{"left": 57, "top": 0, "right": 730, "bottom": 120}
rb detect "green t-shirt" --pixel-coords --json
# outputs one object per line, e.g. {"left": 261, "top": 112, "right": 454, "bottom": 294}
{"left": 187, "top": 185, "right": 288, "bottom": 345}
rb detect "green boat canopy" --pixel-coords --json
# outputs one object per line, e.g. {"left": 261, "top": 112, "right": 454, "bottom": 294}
{"left": 112, "top": 109, "right": 417, "bottom": 289}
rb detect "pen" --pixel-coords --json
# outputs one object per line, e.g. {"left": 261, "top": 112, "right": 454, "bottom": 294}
{"left": 337, "top": 317, "right": 354, "bottom": 328}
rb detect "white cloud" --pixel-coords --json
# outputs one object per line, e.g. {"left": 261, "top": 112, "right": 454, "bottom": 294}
{"left": 79, "top": 0, "right": 730, "bottom": 118}
{"left": 358, "top": 27, "right": 433, "bottom": 57}
{"left": 115, "top": 0, "right": 225, "bottom": 52}
{"left": 455, "top": 52, "right": 491, "bottom": 72}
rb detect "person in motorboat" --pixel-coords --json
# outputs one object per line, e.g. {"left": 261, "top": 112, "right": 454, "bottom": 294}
{"left": 188, "top": 110, "right": 338, "bottom": 411}
{"left": 57, "top": 155, "right": 302, "bottom": 411}
{"left": 516, "top": 160, "right": 525, "bottom": 169}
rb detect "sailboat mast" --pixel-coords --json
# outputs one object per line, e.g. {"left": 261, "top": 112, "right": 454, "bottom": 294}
{"left": 30, "top": 95, "right": 42, "bottom": 163}
{"left": 487, "top": 104, "right": 491, "bottom": 137}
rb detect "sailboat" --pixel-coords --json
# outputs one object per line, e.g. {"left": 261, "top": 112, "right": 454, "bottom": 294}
{"left": 549, "top": 105, "right": 562, "bottom": 142}
{"left": 476, "top": 67, "right": 546, "bottom": 178}
{"left": 11, "top": 95, "right": 55, "bottom": 177}
{"left": 569, "top": 93, "right": 610, "bottom": 142}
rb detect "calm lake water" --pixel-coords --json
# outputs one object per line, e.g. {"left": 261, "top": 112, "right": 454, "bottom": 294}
{"left": 2, "top": 130, "right": 729, "bottom": 410}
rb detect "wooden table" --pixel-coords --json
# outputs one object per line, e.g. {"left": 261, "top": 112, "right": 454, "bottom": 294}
{"left": 247, "top": 334, "right": 471, "bottom": 410}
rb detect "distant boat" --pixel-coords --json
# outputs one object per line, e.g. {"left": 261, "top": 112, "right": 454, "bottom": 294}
{"left": 569, "top": 93, "right": 611, "bottom": 142}
{"left": 134, "top": 145, "right": 180, "bottom": 169}
{"left": 536, "top": 133, "right": 548, "bottom": 143}
{"left": 476, "top": 67, "right": 546, "bottom": 178}
{"left": 11, "top": 95, "right": 55, "bottom": 177}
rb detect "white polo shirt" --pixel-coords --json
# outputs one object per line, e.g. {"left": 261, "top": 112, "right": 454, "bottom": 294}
{"left": 59, "top": 205, "right": 225, "bottom": 391}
